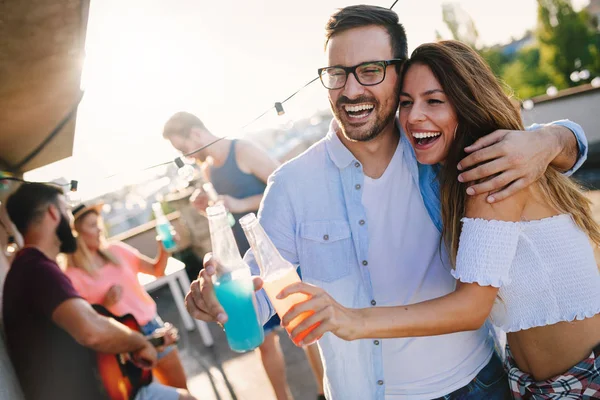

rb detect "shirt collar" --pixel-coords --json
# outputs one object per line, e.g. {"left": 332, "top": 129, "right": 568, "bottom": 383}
{"left": 325, "top": 117, "right": 404, "bottom": 170}
{"left": 325, "top": 119, "right": 355, "bottom": 169}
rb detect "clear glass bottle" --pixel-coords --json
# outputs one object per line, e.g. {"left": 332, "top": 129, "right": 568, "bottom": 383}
{"left": 207, "top": 205, "right": 264, "bottom": 352}
{"left": 240, "top": 213, "right": 320, "bottom": 346}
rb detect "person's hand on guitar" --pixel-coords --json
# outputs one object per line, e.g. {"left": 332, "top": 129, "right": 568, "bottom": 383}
{"left": 130, "top": 341, "right": 157, "bottom": 370}
{"left": 103, "top": 284, "right": 122, "bottom": 308}
{"left": 150, "top": 322, "right": 179, "bottom": 353}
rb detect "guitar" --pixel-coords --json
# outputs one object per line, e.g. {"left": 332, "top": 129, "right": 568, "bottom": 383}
{"left": 92, "top": 305, "right": 169, "bottom": 400}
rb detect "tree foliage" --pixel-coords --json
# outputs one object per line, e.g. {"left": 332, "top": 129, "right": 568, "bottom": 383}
{"left": 438, "top": 0, "right": 600, "bottom": 99}
{"left": 537, "top": 0, "right": 599, "bottom": 89}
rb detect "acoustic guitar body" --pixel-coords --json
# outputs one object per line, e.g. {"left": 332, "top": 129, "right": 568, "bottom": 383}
{"left": 92, "top": 305, "right": 153, "bottom": 400}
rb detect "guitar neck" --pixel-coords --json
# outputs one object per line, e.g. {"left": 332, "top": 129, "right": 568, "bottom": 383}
{"left": 146, "top": 333, "right": 179, "bottom": 348}
{"left": 146, "top": 334, "right": 166, "bottom": 348}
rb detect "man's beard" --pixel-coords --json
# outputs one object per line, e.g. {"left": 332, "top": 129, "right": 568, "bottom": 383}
{"left": 332, "top": 93, "right": 399, "bottom": 143}
{"left": 56, "top": 215, "right": 77, "bottom": 254}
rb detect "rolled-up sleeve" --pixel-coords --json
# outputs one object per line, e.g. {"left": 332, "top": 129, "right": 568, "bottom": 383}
{"left": 527, "top": 119, "right": 588, "bottom": 176}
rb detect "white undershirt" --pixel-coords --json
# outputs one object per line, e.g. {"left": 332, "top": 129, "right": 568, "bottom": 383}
{"left": 362, "top": 143, "right": 493, "bottom": 399}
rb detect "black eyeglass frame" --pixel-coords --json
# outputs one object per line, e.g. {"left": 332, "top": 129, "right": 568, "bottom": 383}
{"left": 317, "top": 59, "right": 406, "bottom": 90}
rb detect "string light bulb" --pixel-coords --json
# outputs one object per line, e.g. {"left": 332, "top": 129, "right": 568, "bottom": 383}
{"left": 175, "top": 157, "right": 196, "bottom": 182}
{"left": 5, "top": 236, "right": 18, "bottom": 257}
{"left": 66, "top": 191, "right": 81, "bottom": 207}
{"left": 0, "top": 211, "right": 19, "bottom": 257}
{"left": 65, "top": 179, "right": 80, "bottom": 206}
{"left": 275, "top": 102, "right": 285, "bottom": 116}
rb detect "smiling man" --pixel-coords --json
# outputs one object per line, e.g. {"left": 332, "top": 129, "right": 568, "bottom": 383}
{"left": 185, "top": 5, "right": 589, "bottom": 399}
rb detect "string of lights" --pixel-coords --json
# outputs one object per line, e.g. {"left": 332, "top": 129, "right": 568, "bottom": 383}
{"left": 0, "top": 175, "right": 78, "bottom": 191}
{"left": 136, "top": 0, "right": 400, "bottom": 173}
{"left": 3, "top": 0, "right": 400, "bottom": 191}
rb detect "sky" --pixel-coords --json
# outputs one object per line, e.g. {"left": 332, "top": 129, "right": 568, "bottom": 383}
{"left": 25, "top": 0, "right": 589, "bottom": 200}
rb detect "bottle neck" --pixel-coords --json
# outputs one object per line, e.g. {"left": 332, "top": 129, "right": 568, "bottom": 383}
{"left": 153, "top": 204, "right": 166, "bottom": 220}
{"left": 242, "top": 220, "right": 289, "bottom": 279}
{"left": 208, "top": 213, "right": 245, "bottom": 276}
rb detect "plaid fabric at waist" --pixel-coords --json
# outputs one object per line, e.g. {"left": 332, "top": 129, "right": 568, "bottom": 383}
{"left": 506, "top": 343, "right": 600, "bottom": 399}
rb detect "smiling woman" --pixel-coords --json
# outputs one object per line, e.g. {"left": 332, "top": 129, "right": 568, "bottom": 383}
{"left": 395, "top": 40, "right": 600, "bottom": 398}
{"left": 399, "top": 67, "right": 458, "bottom": 165}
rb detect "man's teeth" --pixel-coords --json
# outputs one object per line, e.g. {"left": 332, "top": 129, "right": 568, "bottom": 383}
{"left": 344, "top": 104, "right": 374, "bottom": 113}
{"left": 412, "top": 132, "right": 442, "bottom": 139}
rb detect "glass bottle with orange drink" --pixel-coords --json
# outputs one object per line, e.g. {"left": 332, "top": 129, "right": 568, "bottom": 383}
{"left": 240, "top": 213, "right": 320, "bottom": 345}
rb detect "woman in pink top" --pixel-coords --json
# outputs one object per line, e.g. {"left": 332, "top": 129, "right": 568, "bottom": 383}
{"left": 64, "top": 203, "right": 189, "bottom": 390}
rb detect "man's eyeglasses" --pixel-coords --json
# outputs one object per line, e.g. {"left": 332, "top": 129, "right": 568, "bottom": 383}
{"left": 317, "top": 59, "right": 405, "bottom": 90}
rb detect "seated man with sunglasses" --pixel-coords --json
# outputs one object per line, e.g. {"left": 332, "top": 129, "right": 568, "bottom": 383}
{"left": 3, "top": 183, "right": 197, "bottom": 400}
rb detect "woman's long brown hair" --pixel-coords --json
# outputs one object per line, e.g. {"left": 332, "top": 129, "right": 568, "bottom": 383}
{"left": 399, "top": 40, "right": 600, "bottom": 266}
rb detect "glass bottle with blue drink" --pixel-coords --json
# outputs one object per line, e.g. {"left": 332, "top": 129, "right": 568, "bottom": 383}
{"left": 152, "top": 202, "right": 177, "bottom": 252}
{"left": 207, "top": 204, "right": 264, "bottom": 352}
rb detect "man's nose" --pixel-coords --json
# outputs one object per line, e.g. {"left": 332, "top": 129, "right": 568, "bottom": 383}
{"left": 341, "top": 72, "right": 365, "bottom": 99}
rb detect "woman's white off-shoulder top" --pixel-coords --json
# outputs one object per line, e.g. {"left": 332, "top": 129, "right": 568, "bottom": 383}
{"left": 451, "top": 214, "right": 600, "bottom": 332}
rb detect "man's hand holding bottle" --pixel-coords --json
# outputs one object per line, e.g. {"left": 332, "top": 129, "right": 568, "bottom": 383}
{"left": 190, "top": 188, "right": 211, "bottom": 216}
{"left": 184, "top": 253, "right": 263, "bottom": 325}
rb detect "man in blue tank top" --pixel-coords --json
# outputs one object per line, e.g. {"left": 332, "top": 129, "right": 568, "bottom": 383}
{"left": 163, "top": 111, "right": 325, "bottom": 400}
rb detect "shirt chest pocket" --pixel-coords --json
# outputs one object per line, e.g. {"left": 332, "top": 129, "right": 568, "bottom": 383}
{"left": 299, "top": 220, "right": 353, "bottom": 283}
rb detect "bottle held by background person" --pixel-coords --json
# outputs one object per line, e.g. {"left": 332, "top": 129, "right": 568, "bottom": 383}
{"left": 202, "top": 182, "right": 236, "bottom": 227}
{"left": 207, "top": 205, "right": 264, "bottom": 352}
{"left": 152, "top": 202, "right": 177, "bottom": 252}
{"left": 240, "top": 213, "right": 320, "bottom": 346}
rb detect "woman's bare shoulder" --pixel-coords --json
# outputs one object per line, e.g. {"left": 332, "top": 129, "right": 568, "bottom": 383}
{"left": 465, "top": 188, "right": 530, "bottom": 222}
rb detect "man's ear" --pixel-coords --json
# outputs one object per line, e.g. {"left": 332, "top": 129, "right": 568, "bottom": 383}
{"left": 189, "top": 127, "right": 203, "bottom": 137}
{"left": 47, "top": 203, "right": 61, "bottom": 223}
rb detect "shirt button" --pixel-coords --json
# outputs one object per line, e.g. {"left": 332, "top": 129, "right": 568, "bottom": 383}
{"left": 377, "top": 380, "right": 384, "bottom": 386}
{"left": 371, "top": 300, "right": 376, "bottom": 306}
{"left": 374, "top": 340, "right": 380, "bottom": 345}
{"left": 359, "top": 220, "right": 365, "bottom": 226}
{"left": 355, "top": 184, "right": 361, "bottom": 190}
{"left": 362, "top": 260, "right": 368, "bottom": 266}
{"left": 354, "top": 162, "right": 360, "bottom": 168}
{"left": 323, "top": 234, "right": 329, "bottom": 241}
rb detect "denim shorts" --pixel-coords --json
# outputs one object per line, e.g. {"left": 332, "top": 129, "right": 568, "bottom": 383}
{"left": 263, "top": 313, "right": 282, "bottom": 335}
{"left": 140, "top": 315, "right": 175, "bottom": 360}
{"left": 134, "top": 382, "right": 179, "bottom": 400}
{"left": 434, "top": 351, "right": 511, "bottom": 400}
